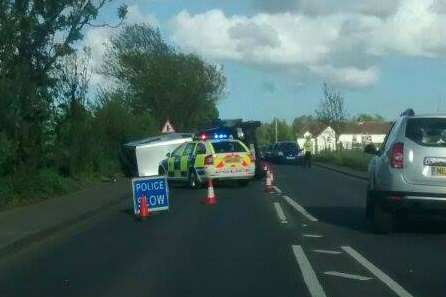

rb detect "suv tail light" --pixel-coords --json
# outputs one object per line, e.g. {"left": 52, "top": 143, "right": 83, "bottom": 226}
{"left": 204, "top": 155, "right": 214, "bottom": 165}
{"left": 390, "top": 143, "right": 404, "bottom": 169}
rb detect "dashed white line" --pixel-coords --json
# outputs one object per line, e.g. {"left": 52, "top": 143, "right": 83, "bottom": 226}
{"left": 303, "top": 234, "right": 324, "bottom": 238}
{"left": 282, "top": 195, "right": 318, "bottom": 222}
{"left": 273, "top": 202, "right": 287, "bottom": 224}
{"left": 292, "top": 245, "right": 328, "bottom": 297}
{"left": 273, "top": 186, "right": 282, "bottom": 193}
{"left": 342, "top": 246, "right": 415, "bottom": 297}
{"left": 313, "top": 249, "right": 341, "bottom": 255}
{"left": 324, "top": 271, "right": 372, "bottom": 281}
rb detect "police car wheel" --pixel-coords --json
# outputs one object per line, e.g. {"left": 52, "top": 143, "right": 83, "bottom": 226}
{"left": 188, "top": 170, "right": 199, "bottom": 189}
{"left": 238, "top": 180, "right": 249, "bottom": 187}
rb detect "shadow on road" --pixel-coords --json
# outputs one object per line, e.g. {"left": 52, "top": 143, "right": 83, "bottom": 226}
{"left": 306, "top": 206, "right": 446, "bottom": 235}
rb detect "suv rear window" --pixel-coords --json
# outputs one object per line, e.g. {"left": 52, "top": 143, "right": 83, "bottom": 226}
{"left": 406, "top": 118, "right": 446, "bottom": 147}
{"left": 211, "top": 141, "right": 247, "bottom": 153}
{"left": 279, "top": 142, "right": 299, "bottom": 151}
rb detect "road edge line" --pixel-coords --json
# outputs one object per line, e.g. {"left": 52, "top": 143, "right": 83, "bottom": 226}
{"left": 341, "top": 246, "right": 415, "bottom": 297}
{"left": 292, "top": 245, "right": 328, "bottom": 297}
{"left": 315, "top": 163, "right": 369, "bottom": 182}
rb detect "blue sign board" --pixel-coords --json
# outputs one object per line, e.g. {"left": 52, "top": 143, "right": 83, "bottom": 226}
{"left": 132, "top": 176, "right": 169, "bottom": 214}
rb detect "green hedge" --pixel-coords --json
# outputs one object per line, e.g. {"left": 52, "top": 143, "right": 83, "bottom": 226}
{"left": 315, "top": 150, "right": 372, "bottom": 171}
{"left": 0, "top": 168, "right": 85, "bottom": 209}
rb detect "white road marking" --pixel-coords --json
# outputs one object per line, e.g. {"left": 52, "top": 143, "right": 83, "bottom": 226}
{"left": 313, "top": 249, "right": 341, "bottom": 255}
{"left": 273, "top": 186, "right": 282, "bottom": 193}
{"left": 282, "top": 195, "right": 318, "bottom": 222}
{"left": 302, "top": 224, "right": 308, "bottom": 227}
{"left": 273, "top": 202, "right": 287, "bottom": 224}
{"left": 324, "top": 271, "right": 372, "bottom": 281}
{"left": 342, "top": 246, "right": 415, "bottom": 297}
{"left": 292, "top": 245, "right": 328, "bottom": 297}
{"left": 303, "top": 234, "right": 324, "bottom": 238}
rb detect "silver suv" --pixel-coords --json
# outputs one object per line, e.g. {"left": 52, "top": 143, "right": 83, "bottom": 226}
{"left": 365, "top": 109, "right": 446, "bottom": 233}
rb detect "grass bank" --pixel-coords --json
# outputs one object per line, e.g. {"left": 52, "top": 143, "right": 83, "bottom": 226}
{"left": 314, "top": 150, "right": 372, "bottom": 171}
{"left": 0, "top": 163, "right": 121, "bottom": 211}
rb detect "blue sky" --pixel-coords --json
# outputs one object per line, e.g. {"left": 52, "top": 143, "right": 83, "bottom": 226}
{"left": 86, "top": 0, "right": 446, "bottom": 123}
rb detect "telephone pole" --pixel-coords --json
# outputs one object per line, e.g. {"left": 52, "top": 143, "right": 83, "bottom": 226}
{"left": 275, "top": 119, "right": 278, "bottom": 143}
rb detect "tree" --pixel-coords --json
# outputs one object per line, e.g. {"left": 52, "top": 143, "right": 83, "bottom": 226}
{"left": 256, "top": 119, "right": 294, "bottom": 145}
{"left": 53, "top": 48, "right": 95, "bottom": 176}
{"left": 353, "top": 113, "right": 385, "bottom": 122}
{"left": 315, "top": 83, "right": 346, "bottom": 134}
{"left": 101, "top": 24, "right": 226, "bottom": 131}
{"left": 0, "top": 0, "right": 126, "bottom": 171}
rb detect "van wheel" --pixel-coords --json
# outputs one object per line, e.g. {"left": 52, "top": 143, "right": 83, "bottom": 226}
{"left": 371, "top": 203, "right": 394, "bottom": 234}
{"left": 188, "top": 170, "right": 200, "bottom": 189}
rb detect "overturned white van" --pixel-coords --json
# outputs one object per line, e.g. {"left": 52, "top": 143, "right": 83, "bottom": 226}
{"left": 120, "top": 133, "right": 193, "bottom": 177}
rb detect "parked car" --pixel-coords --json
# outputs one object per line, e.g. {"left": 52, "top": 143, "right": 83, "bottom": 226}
{"left": 365, "top": 109, "right": 446, "bottom": 233}
{"left": 263, "top": 144, "right": 275, "bottom": 161}
{"left": 271, "top": 141, "right": 303, "bottom": 164}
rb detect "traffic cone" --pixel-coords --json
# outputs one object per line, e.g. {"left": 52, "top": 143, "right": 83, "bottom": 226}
{"left": 203, "top": 179, "right": 217, "bottom": 205}
{"left": 138, "top": 194, "right": 150, "bottom": 219}
{"left": 265, "top": 170, "right": 273, "bottom": 192}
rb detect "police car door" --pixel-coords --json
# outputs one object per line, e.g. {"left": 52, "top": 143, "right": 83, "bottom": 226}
{"left": 180, "top": 142, "right": 196, "bottom": 179}
{"left": 194, "top": 142, "right": 207, "bottom": 168}
{"left": 168, "top": 143, "right": 186, "bottom": 178}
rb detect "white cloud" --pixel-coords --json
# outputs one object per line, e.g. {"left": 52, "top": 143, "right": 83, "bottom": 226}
{"left": 83, "top": 4, "right": 159, "bottom": 89}
{"left": 253, "top": 0, "right": 402, "bottom": 18}
{"left": 170, "top": 1, "right": 446, "bottom": 88}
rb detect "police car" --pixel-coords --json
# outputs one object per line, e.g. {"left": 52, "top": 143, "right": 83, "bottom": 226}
{"left": 158, "top": 133, "right": 256, "bottom": 188}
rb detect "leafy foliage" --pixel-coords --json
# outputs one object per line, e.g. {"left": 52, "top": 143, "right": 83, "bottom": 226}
{"left": 101, "top": 24, "right": 225, "bottom": 131}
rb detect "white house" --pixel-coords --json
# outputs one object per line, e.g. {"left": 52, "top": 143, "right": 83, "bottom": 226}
{"left": 297, "top": 126, "right": 336, "bottom": 154}
{"left": 297, "top": 121, "right": 390, "bottom": 153}
{"left": 338, "top": 122, "right": 390, "bottom": 150}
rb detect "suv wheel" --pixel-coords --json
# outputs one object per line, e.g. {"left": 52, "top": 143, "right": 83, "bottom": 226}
{"left": 188, "top": 169, "right": 200, "bottom": 189}
{"left": 371, "top": 202, "right": 394, "bottom": 234}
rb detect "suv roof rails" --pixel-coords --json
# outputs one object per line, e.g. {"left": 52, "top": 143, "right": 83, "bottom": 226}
{"left": 401, "top": 108, "right": 415, "bottom": 117}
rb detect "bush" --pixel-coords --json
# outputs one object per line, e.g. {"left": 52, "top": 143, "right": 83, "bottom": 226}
{"left": 315, "top": 150, "right": 372, "bottom": 171}
{"left": 0, "top": 168, "right": 77, "bottom": 208}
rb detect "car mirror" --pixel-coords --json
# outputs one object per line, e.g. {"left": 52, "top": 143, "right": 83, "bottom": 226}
{"left": 166, "top": 152, "right": 171, "bottom": 158}
{"left": 364, "top": 144, "right": 378, "bottom": 155}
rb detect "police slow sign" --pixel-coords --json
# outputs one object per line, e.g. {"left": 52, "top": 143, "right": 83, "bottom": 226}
{"left": 132, "top": 176, "right": 169, "bottom": 214}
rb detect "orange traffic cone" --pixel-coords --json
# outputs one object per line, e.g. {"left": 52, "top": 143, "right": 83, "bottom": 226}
{"left": 265, "top": 170, "right": 273, "bottom": 193}
{"left": 203, "top": 179, "right": 217, "bottom": 205}
{"left": 139, "top": 194, "right": 150, "bottom": 219}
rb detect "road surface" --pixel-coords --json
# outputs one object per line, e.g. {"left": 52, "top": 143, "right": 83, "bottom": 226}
{"left": 1, "top": 164, "right": 446, "bottom": 297}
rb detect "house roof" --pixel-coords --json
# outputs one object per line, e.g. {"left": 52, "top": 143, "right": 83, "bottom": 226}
{"left": 296, "top": 123, "right": 329, "bottom": 137}
{"left": 296, "top": 121, "right": 391, "bottom": 138}
{"left": 341, "top": 121, "right": 391, "bottom": 135}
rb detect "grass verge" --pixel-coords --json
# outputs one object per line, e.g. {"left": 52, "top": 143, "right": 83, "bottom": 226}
{"left": 314, "top": 150, "right": 372, "bottom": 171}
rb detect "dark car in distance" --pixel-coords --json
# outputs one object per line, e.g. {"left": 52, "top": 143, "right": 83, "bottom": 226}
{"left": 272, "top": 141, "right": 303, "bottom": 164}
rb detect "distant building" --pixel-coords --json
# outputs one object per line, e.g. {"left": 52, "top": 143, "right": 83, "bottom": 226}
{"left": 296, "top": 121, "right": 391, "bottom": 153}
{"left": 338, "top": 121, "right": 391, "bottom": 150}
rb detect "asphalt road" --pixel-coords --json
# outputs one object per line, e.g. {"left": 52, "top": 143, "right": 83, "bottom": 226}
{"left": 1, "top": 164, "right": 446, "bottom": 297}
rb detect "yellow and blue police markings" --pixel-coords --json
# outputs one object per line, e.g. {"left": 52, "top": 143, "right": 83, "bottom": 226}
{"left": 131, "top": 175, "right": 169, "bottom": 214}
{"left": 161, "top": 133, "right": 254, "bottom": 185}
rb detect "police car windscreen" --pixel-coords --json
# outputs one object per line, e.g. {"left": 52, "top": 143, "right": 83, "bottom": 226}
{"left": 406, "top": 118, "right": 446, "bottom": 147}
{"left": 212, "top": 141, "right": 248, "bottom": 153}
